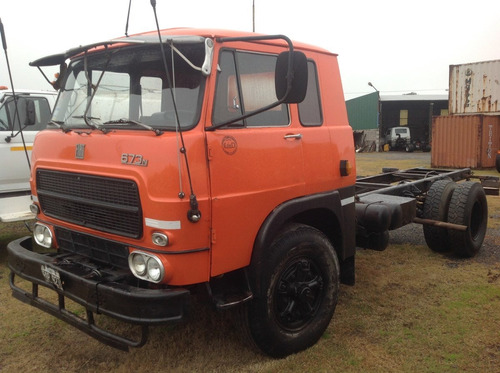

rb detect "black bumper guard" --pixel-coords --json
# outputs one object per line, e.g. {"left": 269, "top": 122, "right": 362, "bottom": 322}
{"left": 7, "top": 236, "right": 190, "bottom": 351}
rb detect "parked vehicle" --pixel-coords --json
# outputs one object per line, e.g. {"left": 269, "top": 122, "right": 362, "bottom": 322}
{"left": 0, "top": 87, "right": 56, "bottom": 222}
{"left": 384, "top": 126, "right": 430, "bottom": 152}
{"left": 7, "top": 28, "right": 499, "bottom": 357}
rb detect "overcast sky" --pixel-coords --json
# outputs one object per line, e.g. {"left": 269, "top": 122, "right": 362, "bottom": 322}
{"left": 1, "top": 0, "right": 499, "bottom": 99}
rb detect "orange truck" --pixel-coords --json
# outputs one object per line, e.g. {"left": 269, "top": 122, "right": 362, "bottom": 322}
{"left": 7, "top": 28, "right": 499, "bottom": 357}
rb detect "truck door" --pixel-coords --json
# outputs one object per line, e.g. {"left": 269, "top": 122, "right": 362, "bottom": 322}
{"left": 0, "top": 95, "right": 52, "bottom": 194}
{"left": 205, "top": 49, "right": 305, "bottom": 277}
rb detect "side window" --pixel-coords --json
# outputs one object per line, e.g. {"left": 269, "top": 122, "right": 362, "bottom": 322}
{"left": 213, "top": 50, "right": 289, "bottom": 127}
{"left": 0, "top": 103, "right": 8, "bottom": 130}
{"left": 26, "top": 98, "right": 52, "bottom": 131}
{"left": 298, "top": 61, "right": 323, "bottom": 126}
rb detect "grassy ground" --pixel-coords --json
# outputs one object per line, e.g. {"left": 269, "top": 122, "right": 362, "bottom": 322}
{"left": 1, "top": 152, "right": 499, "bottom": 372}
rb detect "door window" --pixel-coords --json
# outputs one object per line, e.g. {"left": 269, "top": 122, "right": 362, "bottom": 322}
{"left": 213, "top": 50, "right": 289, "bottom": 127}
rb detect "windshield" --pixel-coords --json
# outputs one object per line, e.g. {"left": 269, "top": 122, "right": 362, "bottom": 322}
{"left": 52, "top": 43, "right": 206, "bottom": 130}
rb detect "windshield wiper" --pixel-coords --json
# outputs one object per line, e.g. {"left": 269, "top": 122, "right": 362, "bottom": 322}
{"left": 72, "top": 115, "right": 100, "bottom": 130}
{"left": 48, "top": 120, "right": 72, "bottom": 133}
{"left": 102, "top": 119, "right": 164, "bottom": 136}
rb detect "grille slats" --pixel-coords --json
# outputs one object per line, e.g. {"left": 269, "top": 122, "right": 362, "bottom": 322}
{"left": 55, "top": 227, "right": 129, "bottom": 269}
{"left": 37, "top": 169, "right": 143, "bottom": 238}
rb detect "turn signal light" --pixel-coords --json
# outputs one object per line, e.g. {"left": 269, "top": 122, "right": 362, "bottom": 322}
{"left": 340, "top": 160, "right": 352, "bottom": 176}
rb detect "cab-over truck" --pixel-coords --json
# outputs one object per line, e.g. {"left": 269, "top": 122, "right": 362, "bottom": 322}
{"left": 7, "top": 28, "right": 499, "bottom": 357}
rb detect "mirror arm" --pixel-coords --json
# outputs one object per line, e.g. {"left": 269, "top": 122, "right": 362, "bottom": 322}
{"left": 216, "top": 34, "right": 295, "bottom": 100}
{"left": 207, "top": 35, "right": 295, "bottom": 131}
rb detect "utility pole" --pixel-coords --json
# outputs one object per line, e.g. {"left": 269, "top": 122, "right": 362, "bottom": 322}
{"left": 252, "top": 0, "right": 255, "bottom": 32}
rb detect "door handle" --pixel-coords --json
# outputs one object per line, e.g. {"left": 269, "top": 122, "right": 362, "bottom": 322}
{"left": 284, "top": 133, "right": 302, "bottom": 140}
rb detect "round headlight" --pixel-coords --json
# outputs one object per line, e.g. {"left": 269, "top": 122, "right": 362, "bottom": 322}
{"left": 147, "top": 257, "right": 163, "bottom": 282}
{"left": 131, "top": 254, "right": 147, "bottom": 276}
{"left": 33, "top": 224, "right": 53, "bottom": 248}
{"left": 128, "top": 252, "right": 165, "bottom": 283}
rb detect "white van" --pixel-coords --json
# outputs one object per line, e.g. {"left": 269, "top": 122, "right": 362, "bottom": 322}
{"left": 0, "top": 88, "right": 57, "bottom": 222}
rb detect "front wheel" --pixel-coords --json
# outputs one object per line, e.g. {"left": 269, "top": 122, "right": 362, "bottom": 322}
{"left": 247, "top": 225, "right": 340, "bottom": 357}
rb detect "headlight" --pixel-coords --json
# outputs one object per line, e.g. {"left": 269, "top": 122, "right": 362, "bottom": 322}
{"left": 33, "top": 223, "right": 53, "bottom": 248}
{"left": 147, "top": 258, "right": 162, "bottom": 282}
{"left": 131, "top": 254, "right": 147, "bottom": 276}
{"left": 128, "top": 252, "right": 165, "bottom": 283}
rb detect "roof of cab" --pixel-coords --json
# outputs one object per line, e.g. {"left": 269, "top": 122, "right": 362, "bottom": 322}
{"left": 30, "top": 28, "right": 336, "bottom": 67}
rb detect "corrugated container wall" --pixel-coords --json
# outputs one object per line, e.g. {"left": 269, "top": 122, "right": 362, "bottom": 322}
{"left": 432, "top": 115, "right": 500, "bottom": 168}
{"left": 449, "top": 60, "right": 500, "bottom": 115}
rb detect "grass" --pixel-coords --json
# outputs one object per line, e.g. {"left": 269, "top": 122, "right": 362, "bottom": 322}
{"left": 1, "top": 152, "right": 499, "bottom": 372}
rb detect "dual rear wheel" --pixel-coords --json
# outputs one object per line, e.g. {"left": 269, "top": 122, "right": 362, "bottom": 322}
{"left": 423, "top": 180, "right": 488, "bottom": 257}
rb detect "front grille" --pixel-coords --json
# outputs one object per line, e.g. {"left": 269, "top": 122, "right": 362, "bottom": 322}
{"left": 37, "top": 169, "right": 142, "bottom": 238}
{"left": 55, "top": 227, "right": 129, "bottom": 269}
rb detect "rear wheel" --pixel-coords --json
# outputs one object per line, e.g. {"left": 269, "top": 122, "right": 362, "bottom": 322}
{"left": 447, "top": 182, "right": 488, "bottom": 257}
{"left": 496, "top": 153, "right": 500, "bottom": 173}
{"left": 247, "top": 225, "right": 339, "bottom": 357}
{"left": 423, "top": 180, "right": 456, "bottom": 252}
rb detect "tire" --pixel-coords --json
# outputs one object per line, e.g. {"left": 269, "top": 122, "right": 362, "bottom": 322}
{"left": 405, "top": 144, "right": 414, "bottom": 152}
{"left": 447, "top": 182, "right": 488, "bottom": 257}
{"left": 423, "top": 180, "right": 457, "bottom": 252}
{"left": 496, "top": 154, "right": 500, "bottom": 173}
{"left": 247, "top": 225, "right": 340, "bottom": 357}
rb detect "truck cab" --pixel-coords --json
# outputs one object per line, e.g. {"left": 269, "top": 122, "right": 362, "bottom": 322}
{"left": 0, "top": 88, "right": 56, "bottom": 221}
{"left": 7, "top": 29, "right": 356, "bottom": 357}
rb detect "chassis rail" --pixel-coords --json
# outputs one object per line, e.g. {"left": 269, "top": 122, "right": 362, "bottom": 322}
{"left": 354, "top": 167, "right": 499, "bottom": 252}
{"left": 356, "top": 167, "right": 499, "bottom": 197}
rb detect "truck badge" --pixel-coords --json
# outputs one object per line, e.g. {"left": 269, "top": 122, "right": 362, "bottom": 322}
{"left": 222, "top": 136, "right": 237, "bottom": 155}
{"left": 75, "top": 144, "right": 85, "bottom": 159}
{"left": 121, "top": 153, "right": 148, "bottom": 167}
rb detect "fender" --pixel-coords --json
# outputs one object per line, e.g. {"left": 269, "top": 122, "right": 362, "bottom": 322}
{"left": 252, "top": 186, "right": 356, "bottom": 267}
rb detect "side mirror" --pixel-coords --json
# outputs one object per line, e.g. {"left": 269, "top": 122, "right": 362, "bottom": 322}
{"left": 275, "top": 51, "right": 308, "bottom": 103}
{"left": 24, "top": 99, "right": 37, "bottom": 126}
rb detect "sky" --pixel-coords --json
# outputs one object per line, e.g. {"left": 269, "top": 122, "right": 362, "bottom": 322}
{"left": 1, "top": 0, "right": 499, "bottom": 100}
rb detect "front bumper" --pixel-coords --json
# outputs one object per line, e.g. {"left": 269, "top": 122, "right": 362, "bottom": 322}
{"left": 7, "top": 236, "right": 190, "bottom": 350}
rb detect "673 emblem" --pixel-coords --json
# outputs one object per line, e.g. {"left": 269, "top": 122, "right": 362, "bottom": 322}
{"left": 121, "top": 153, "right": 148, "bottom": 167}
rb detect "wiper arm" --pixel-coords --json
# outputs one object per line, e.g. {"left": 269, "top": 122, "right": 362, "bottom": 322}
{"left": 103, "top": 119, "right": 164, "bottom": 136}
{"left": 48, "top": 120, "right": 72, "bottom": 133}
{"left": 72, "top": 115, "right": 100, "bottom": 130}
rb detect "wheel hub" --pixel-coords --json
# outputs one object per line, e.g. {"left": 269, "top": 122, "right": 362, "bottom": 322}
{"left": 274, "top": 258, "right": 324, "bottom": 330}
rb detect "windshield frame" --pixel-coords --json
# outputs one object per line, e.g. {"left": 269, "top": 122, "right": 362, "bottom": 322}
{"left": 51, "top": 41, "right": 209, "bottom": 132}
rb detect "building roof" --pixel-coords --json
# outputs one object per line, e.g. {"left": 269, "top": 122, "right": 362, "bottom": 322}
{"left": 380, "top": 94, "right": 448, "bottom": 102}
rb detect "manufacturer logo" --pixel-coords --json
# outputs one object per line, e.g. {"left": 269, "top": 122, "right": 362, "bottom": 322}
{"left": 75, "top": 144, "right": 85, "bottom": 159}
{"left": 222, "top": 136, "right": 238, "bottom": 155}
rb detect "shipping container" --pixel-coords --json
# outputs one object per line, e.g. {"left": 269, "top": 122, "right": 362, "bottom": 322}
{"left": 449, "top": 60, "right": 500, "bottom": 115}
{"left": 431, "top": 115, "right": 500, "bottom": 168}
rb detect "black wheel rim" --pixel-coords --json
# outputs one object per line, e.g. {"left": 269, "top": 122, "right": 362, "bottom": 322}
{"left": 273, "top": 256, "right": 324, "bottom": 331}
